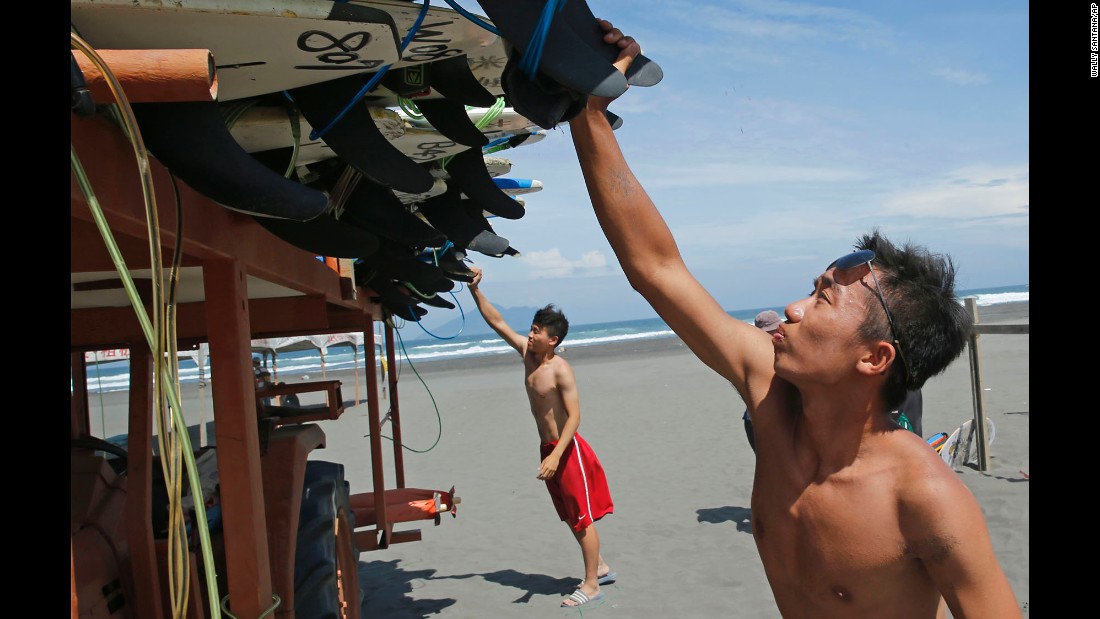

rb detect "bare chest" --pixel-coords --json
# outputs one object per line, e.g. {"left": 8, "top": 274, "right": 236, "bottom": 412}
{"left": 750, "top": 475, "right": 933, "bottom": 617}
{"left": 523, "top": 361, "right": 558, "bottom": 400}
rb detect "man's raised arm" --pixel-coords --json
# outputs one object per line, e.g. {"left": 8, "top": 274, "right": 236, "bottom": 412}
{"left": 468, "top": 266, "right": 527, "bottom": 354}
{"left": 568, "top": 21, "right": 771, "bottom": 392}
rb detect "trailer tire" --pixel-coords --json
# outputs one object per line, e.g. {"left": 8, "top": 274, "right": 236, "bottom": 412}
{"left": 295, "top": 460, "right": 362, "bottom": 619}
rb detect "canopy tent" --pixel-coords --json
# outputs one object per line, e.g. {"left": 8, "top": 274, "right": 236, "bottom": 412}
{"left": 250, "top": 332, "right": 385, "bottom": 405}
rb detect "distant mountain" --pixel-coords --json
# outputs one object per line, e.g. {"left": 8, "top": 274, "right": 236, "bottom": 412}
{"left": 403, "top": 303, "right": 540, "bottom": 341}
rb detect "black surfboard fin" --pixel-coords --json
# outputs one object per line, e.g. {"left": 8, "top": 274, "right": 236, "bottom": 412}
{"left": 475, "top": 0, "right": 628, "bottom": 99}
{"left": 341, "top": 178, "right": 447, "bottom": 247}
{"left": 131, "top": 101, "right": 329, "bottom": 221}
{"left": 253, "top": 212, "right": 380, "bottom": 259}
{"left": 426, "top": 55, "right": 499, "bottom": 107}
{"left": 416, "top": 185, "right": 512, "bottom": 257}
{"left": 413, "top": 97, "right": 489, "bottom": 147}
{"left": 605, "top": 110, "right": 624, "bottom": 130}
{"left": 499, "top": 52, "right": 587, "bottom": 130}
{"left": 556, "top": 0, "right": 664, "bottom": 87}
{"left": 288, "top": 75, "right": 435, "bottom": 194}
{"left": 442, "top": 146, "right": 525, "bottom": 219}
{"left": 357, "top": 272, "right": 429, "bottom": 321}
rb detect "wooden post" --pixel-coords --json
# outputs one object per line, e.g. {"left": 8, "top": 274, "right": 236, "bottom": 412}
{"left": 965, "top": 298, "right": 991, "bottom": 471}
{"left": 386, "top": 322, "right": 406, "bottom": 489}
{"left": 71, "top": 352, "right": 90, "bottom": 439}
{"left": 363, "top": 312, "right": 391, "bottom": 547}
{"left": 125, "top": 346, "right": 166, "bottom": 619}
{"left": 204, "top": 258, "right": 274, "bottom": 617}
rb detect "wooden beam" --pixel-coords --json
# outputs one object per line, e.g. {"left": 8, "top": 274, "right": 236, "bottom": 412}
{"left": 965, "top": 298, "right": 991, "bottom": 471}
{"left": 70, "top": 113, "right": 358, "bottom": 308}
{"left": 71, "top": 353, "right": 90, "bottom": 439}
{"left": 386, "top": 323, "right": 406, "bottom": 489}
{"left": 203, "top": 257, "right": 273, "bottom": 617}
{"left": 73, "top": 48, "right": 218, "bottom": 103}
{"left": 125, "top": 347, "right": 166, "bottom": 619}
{"left": 71, "top": 307, "right": 146, "bottom": 350}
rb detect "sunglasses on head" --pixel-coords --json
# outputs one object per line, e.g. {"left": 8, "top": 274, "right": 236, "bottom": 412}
{"left": 830, "top": 249, "right": 913, "bottom": 386}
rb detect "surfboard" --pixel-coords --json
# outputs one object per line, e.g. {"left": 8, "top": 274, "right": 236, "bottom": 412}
{"left": 69, "top": 0, "right": 403, "bottom": 101}
{"left": 393, "top": 169, "right": 538, "bottom": 205}
{"left": 361, "top": 14, "right": 510, "bottom": 106}
{"left": 390, "top": 155, "right": 516, "bottom": 204}
{"left": 351, "top": 0, "right": 499, "bottom": 71}
{"left": 939, "top": 418, "right": 996, "bottom": 469}
{"left": 490, "top": 177, "right": 543, "bottom": 196}
{"left": 478, "top": 156, "right": 513, "bottom": 178}
{"left": 227, "top": 102, "right": 543, "bottom": 167}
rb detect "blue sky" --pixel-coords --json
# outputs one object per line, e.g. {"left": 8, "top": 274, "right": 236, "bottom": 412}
{"left": 425, "top": 0, "right": 1029, "bottom": 330}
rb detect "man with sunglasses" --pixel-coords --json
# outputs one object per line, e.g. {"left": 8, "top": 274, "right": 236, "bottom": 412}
{"left": 564, "top": 20, "right": 1023, "bottom": 618}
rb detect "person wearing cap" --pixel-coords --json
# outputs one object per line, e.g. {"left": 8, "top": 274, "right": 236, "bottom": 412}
{"left": 742, "top": 310, "right": 783, "bottom": 452}
{"left": 565, "top": 20, "right": 1022, "bottom": 618}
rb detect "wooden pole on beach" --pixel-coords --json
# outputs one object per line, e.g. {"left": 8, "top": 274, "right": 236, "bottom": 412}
{"left": 965, "top": 298, "right": 992, "bottom": 471}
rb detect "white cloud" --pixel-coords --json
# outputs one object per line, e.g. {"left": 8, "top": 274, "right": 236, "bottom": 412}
{"left": 880, "top": 164, "right": 1029, "bottom": 219}
{"left": 640, "top": 161, "right": 867, "bottom": 189}
{"left": 931, "top": 67, "right": 991, "bottom": 86}
{"left": 518, "top": 249, "right": 612, "bottom": 279}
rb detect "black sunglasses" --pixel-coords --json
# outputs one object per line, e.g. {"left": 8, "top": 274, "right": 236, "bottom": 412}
{"left": 831, "top": 250, "right": 913, "bottom": 386}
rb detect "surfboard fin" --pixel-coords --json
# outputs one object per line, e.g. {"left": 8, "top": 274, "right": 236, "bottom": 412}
{"left": 361, "top": 240, "right": 455, "bottom": 294}
{"left": 413, "top": 97, "right": 490, "bottom": 148}
{"left": 130, "top": 100, "right": 330, "bottom": 221}
{"left": 357, "top": 270, "right": 429, "bottom": 322}
{"left": 416, "top": 185, "right": 513, "bottom": 257}
{"left": 499, "top": 52, "right": 587, "bottom": 130}
{"left": 441, "top": 147, "right": 525, "bottom": 220}
{"left": 253, "top": 212, "right": 380, "bottom": 259}
{"left": 288, "top": 75, "right": 435, "bottom": 194}
{"left": 475, "top": 0, "right": 628, "bottom": 99}
{"left": 555, "top": 0, "right": 664, "bottom": 87}
{"left": 384, "top": 56, "right": 499, "bottom": 108}
{"left": 424, "top": 55, "right": 499, "bottom": 107}
{"left": 341, "top": 176, "right": 448, "bottom": 247}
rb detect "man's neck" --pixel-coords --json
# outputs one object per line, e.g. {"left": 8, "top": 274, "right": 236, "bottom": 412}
{"left": 795, "top": 385, "right": 891, "bottom": 475}
{"left": 528, "top": 349, "right": 556, "bottom": 366}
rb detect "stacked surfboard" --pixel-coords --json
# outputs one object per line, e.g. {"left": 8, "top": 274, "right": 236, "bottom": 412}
{"left": 70, "top": 0, "right": 657, "bottom": 321}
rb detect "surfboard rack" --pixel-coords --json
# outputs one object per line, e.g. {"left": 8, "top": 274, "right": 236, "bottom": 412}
{"left": 72, "top": 108, "right": 462, "bottom": 618}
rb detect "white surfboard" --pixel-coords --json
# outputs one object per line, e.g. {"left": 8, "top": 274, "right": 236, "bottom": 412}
{"left": 360, "top": 8, "right": 509, "bottom": 105}
{"left": 354, "top": 0, "right": 500, "bottom": 71}
{"left": 939, "top": 417, "right": 996, "bottom": 469}
{"left": 228, "top": 101, "right": 544, "bottom": 166}
{"left": 70, "top": 0, "right": 403, "bottom": 101}
{"left": 403, "top": 103, "right": 540, "bottom": 134}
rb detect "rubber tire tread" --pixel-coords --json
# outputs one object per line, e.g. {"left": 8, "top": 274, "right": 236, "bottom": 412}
{"left": 294, "top": 461, "right": 360, "bottom": 619}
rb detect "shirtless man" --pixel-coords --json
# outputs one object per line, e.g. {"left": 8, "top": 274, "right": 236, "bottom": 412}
{"left": 562, "top": 20, "right": 1023, "bottom": 618}
{"left": 467, "top": 266, "right": 615, "bottom": 608}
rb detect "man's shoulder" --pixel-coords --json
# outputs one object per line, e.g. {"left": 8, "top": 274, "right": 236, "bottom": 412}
{"left": 552, "top": 354, "right": 576, "bottom": 373}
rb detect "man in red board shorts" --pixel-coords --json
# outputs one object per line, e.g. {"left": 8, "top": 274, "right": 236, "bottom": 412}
{"left": 468, "top": 266, "right": 614, "bottom": 608}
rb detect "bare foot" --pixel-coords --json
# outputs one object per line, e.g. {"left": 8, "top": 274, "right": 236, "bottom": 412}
{"left": 577, "top": 567, "right": 616, "bottom": 588}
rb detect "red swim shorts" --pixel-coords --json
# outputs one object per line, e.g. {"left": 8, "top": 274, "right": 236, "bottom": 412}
{"left": 541, "top": 434, "right": 614, "bottom": 532}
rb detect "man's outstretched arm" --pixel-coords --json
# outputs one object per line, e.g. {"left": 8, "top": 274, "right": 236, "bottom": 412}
{"left": 568, "top": 21, "right": 773, "bottom": 393}
{"left": 468, "top": 266, "right": 527, "bottom": 354}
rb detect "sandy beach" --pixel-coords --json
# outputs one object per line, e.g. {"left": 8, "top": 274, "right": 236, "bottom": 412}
{"left": 85, "top": 302, "right": 1028, "bottom": 618}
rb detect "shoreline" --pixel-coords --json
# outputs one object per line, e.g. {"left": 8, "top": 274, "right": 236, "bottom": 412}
{"left": 389, "top": 299, "right": 1029, "bottom": 378}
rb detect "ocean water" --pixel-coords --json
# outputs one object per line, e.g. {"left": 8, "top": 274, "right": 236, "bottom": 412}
{"left": 79, "top": 284, "right": 1028, "bottom": 394}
